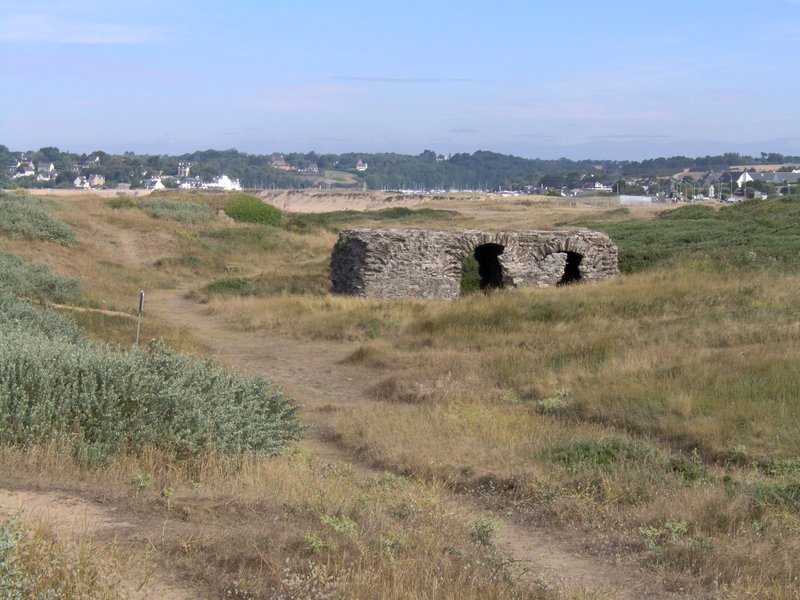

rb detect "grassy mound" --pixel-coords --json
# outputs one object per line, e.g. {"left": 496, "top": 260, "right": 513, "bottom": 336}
{"left": 0, "top": 251, "right": 81, "bottom": 303}
{"left": 223, "top": 194, "right": 282, "bottom": 225}
{"left": 583, "top": 196, "right": 800, "bottom": 272}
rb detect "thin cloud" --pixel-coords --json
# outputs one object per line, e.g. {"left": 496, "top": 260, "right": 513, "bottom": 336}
{"left": 590, "top": 134, "right": 674, "bottom": 141}
{"left": 448, "top": 128, "right": 477, "bottom": 134}
{"left": 0, "top": 11, "right": 162, "bottom": 44}
{"left": 335, "top": 76, "right": 479, "bottom": 84}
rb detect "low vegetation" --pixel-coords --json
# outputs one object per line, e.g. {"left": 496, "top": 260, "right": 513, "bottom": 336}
{"left": 136, "top": 197, "right": 214, "bottom": 223}
{"left": 581, "top": 197, "right": 800, "bottom": 272}
{"left": 223, "top": 193, "right": 282, "bottom": 225}
{"left": 0, "top": 191, "right": 75, "bottom": 245}
{"left": 285, "top": 206, "right": 458, "bottom": 232}
{"left": 0, "top": 515, "right": 120, "bottom": 600}
{"left": 4, "top": 191, "right": 800, "bottom": 598}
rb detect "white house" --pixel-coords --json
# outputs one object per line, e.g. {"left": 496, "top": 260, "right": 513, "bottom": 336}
{"left": 143, "top": 177, "right": 165, "bottom": 190}
{"left": 736, "top": 172, "right": 754, "bottom": 188}
{"left": 88, "top": 174, "right": 105, "bottom": 188}
{"left": 204, "top": 174, "right": 242, "bottom": 191}
{"left": 178, "top": 176, "right": 204, "bottom": 189}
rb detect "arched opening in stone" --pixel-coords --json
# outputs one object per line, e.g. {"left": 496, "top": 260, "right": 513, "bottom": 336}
{"left": 474, "top": 243, "right": 505, "bottom": 290}
{"left": 557, "top": 251, "right": 583, "bottom": 285}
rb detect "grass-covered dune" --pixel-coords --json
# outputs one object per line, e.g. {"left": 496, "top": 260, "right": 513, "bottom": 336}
{"left": 581, "top": 197, "right": 800, "bottom": 272}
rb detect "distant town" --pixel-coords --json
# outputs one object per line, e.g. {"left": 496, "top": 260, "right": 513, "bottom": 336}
{"left": 3, "top": 145, "right": 799, "bottom": 203}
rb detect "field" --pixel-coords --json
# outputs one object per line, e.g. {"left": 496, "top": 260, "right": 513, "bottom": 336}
{"left": 1, "top": 189, "right": 799, "bottom": 599}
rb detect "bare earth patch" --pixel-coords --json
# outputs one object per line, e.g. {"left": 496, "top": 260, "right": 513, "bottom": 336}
{"left": 0, "top": 488, "right": 197, "bottom": 600}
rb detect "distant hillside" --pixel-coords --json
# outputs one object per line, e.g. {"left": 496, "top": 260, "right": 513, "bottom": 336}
{"left": 2, "top": 144, "right": 798, "bottom": 191}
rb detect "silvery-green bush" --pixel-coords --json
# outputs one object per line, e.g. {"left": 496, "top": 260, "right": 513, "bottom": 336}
{"left": 0, "top": 192, "right": 75, "bottom": 245}
{"left": 0, "top": 253, "right": 302, "bottom": 463}
{"left": 0, "top": 330, "right": 301, "bottom": 462}
{"left": 0, "top": 252, "right": 80, "bottom": 303}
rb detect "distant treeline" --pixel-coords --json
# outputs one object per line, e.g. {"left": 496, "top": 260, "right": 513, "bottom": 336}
{"left": 2, "top": 144, "right": 798, "bottom": 191}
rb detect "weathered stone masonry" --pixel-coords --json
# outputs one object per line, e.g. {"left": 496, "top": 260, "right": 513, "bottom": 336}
{"left": 330, "top": 228, "right": 619, "bottom": 300}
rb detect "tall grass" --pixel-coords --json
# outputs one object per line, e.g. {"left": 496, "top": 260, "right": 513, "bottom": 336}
{"left": 136, "top": 198, "right": 214, "bottom": 223}
{"left": 0, "top": 515, "right": 120, "bottom": 599}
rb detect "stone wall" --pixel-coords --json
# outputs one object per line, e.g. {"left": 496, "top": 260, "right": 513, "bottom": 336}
{"left": 330, "top": 228, "right": 619, "bottom": 300}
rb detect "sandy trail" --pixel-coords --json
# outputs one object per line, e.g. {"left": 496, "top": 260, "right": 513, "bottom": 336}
{"left": 0, "top": 489, "right": 196, "bottom": 600}
{"left": 1, "top": 207, "right": 692, "bottom": 598}
{"left": 144, "top": 286, "right": 690, "bottom": 600}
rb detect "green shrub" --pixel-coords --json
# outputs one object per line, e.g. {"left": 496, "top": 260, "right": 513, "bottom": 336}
{"left": 0, "top": 292, "right": 81, "bottom": 341}
{"left": 204, "top": 277, "right": 252, "bottom": 295}
{"left": 470, "top": 515, "right": 501, "bottom": 545}
{"left": 107, "top": 197, "right": 135, "bottom": 209}
{"left": 459, "top": 254, "right": 481, "bottom": 295}
{"left": 0, "top": 331, "right": 302, "bottom": 463}
{"left": 552, "top": 436, "right": 659, "bottom": 471}
{"left": 0, "top": 192, "right": 75, "bottom": 245}
{"left": 0, "top": 252, "right": 81, "bottom": 303}
{"left": 0, "top": 253, "right": 302, "bottom": 463}
{"left": 223, "top": 194, "right": 282, "bottom": 225}
{"left": 137, "top": 198, "right": 213, "bottom": 223}
{"left": 154, "top": 254, "right": 203, "bottom": 269}
{"left": 750, "top": 482, "right": 800, "bottom": 511}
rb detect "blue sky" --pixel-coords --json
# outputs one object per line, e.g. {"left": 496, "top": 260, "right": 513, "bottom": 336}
{"left": 1, "top": 0, "right": 799, "bottom": 160}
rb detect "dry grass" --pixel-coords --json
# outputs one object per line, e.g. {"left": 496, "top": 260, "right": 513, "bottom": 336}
{"left": 0, "top": 445, "right": 550, "bottom": 599}
{"left": 200, "top": 257, "right": 800, "bottom": 595}
{"left": 4, "top": 190, "right": 800, "bottom": 597}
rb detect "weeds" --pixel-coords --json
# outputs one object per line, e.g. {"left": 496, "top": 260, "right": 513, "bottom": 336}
{"left": 0, "top": 515, "right": 120, "bottom": 599}
{"left": 137, "top": 198, "right": 214, "bottom": 223}
{"left": 471, "top": 515, "right": 502, "bottom": 545}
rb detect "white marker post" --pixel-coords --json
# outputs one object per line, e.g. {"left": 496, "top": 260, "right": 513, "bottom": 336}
{"left": 134, "top": 290, "right": 144, "bottom": 347}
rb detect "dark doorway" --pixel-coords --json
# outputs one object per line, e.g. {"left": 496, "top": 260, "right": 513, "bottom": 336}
{"left": 557, "top": 251, "right": 583, "bottom": 285}
{"left": 474, "top": 243, "right": 505, "bottom": 289}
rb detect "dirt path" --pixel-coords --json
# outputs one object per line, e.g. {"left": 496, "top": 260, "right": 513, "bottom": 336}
{"left": 0, "top": 489, "right": 196, "bottom": 600}
{"left": 2, "top": 206, "right": 690, "bottom": 598}
{"left": 144, "top": 287, "right": 690, "bottom": 600}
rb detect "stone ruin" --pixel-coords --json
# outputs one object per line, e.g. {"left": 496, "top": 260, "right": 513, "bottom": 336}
{"left": 330, "top": 228, "right": 619, "bottom": 300}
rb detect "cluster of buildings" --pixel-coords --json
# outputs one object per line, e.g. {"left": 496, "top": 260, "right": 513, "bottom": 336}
{"left": 5, "top": 154, "right": 242, "bottom": 191}
{"left": 142, "top": 163, "right": 242, "bottom": 192}
{"left": 7, "top": 157, "right": 58, "bottom": 182}
{"left": 269, "top": 153, "right": 369, "bottom": 173}
{"left": 540, "top": 168, "right": 800, "bottom": 202}
{"left": 270, "top": 154, "right": 320, "bottom": 174}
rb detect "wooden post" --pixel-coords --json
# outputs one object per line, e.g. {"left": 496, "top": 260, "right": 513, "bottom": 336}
{"left": 134, "top": 290, "right": 144, "bottom": 347}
